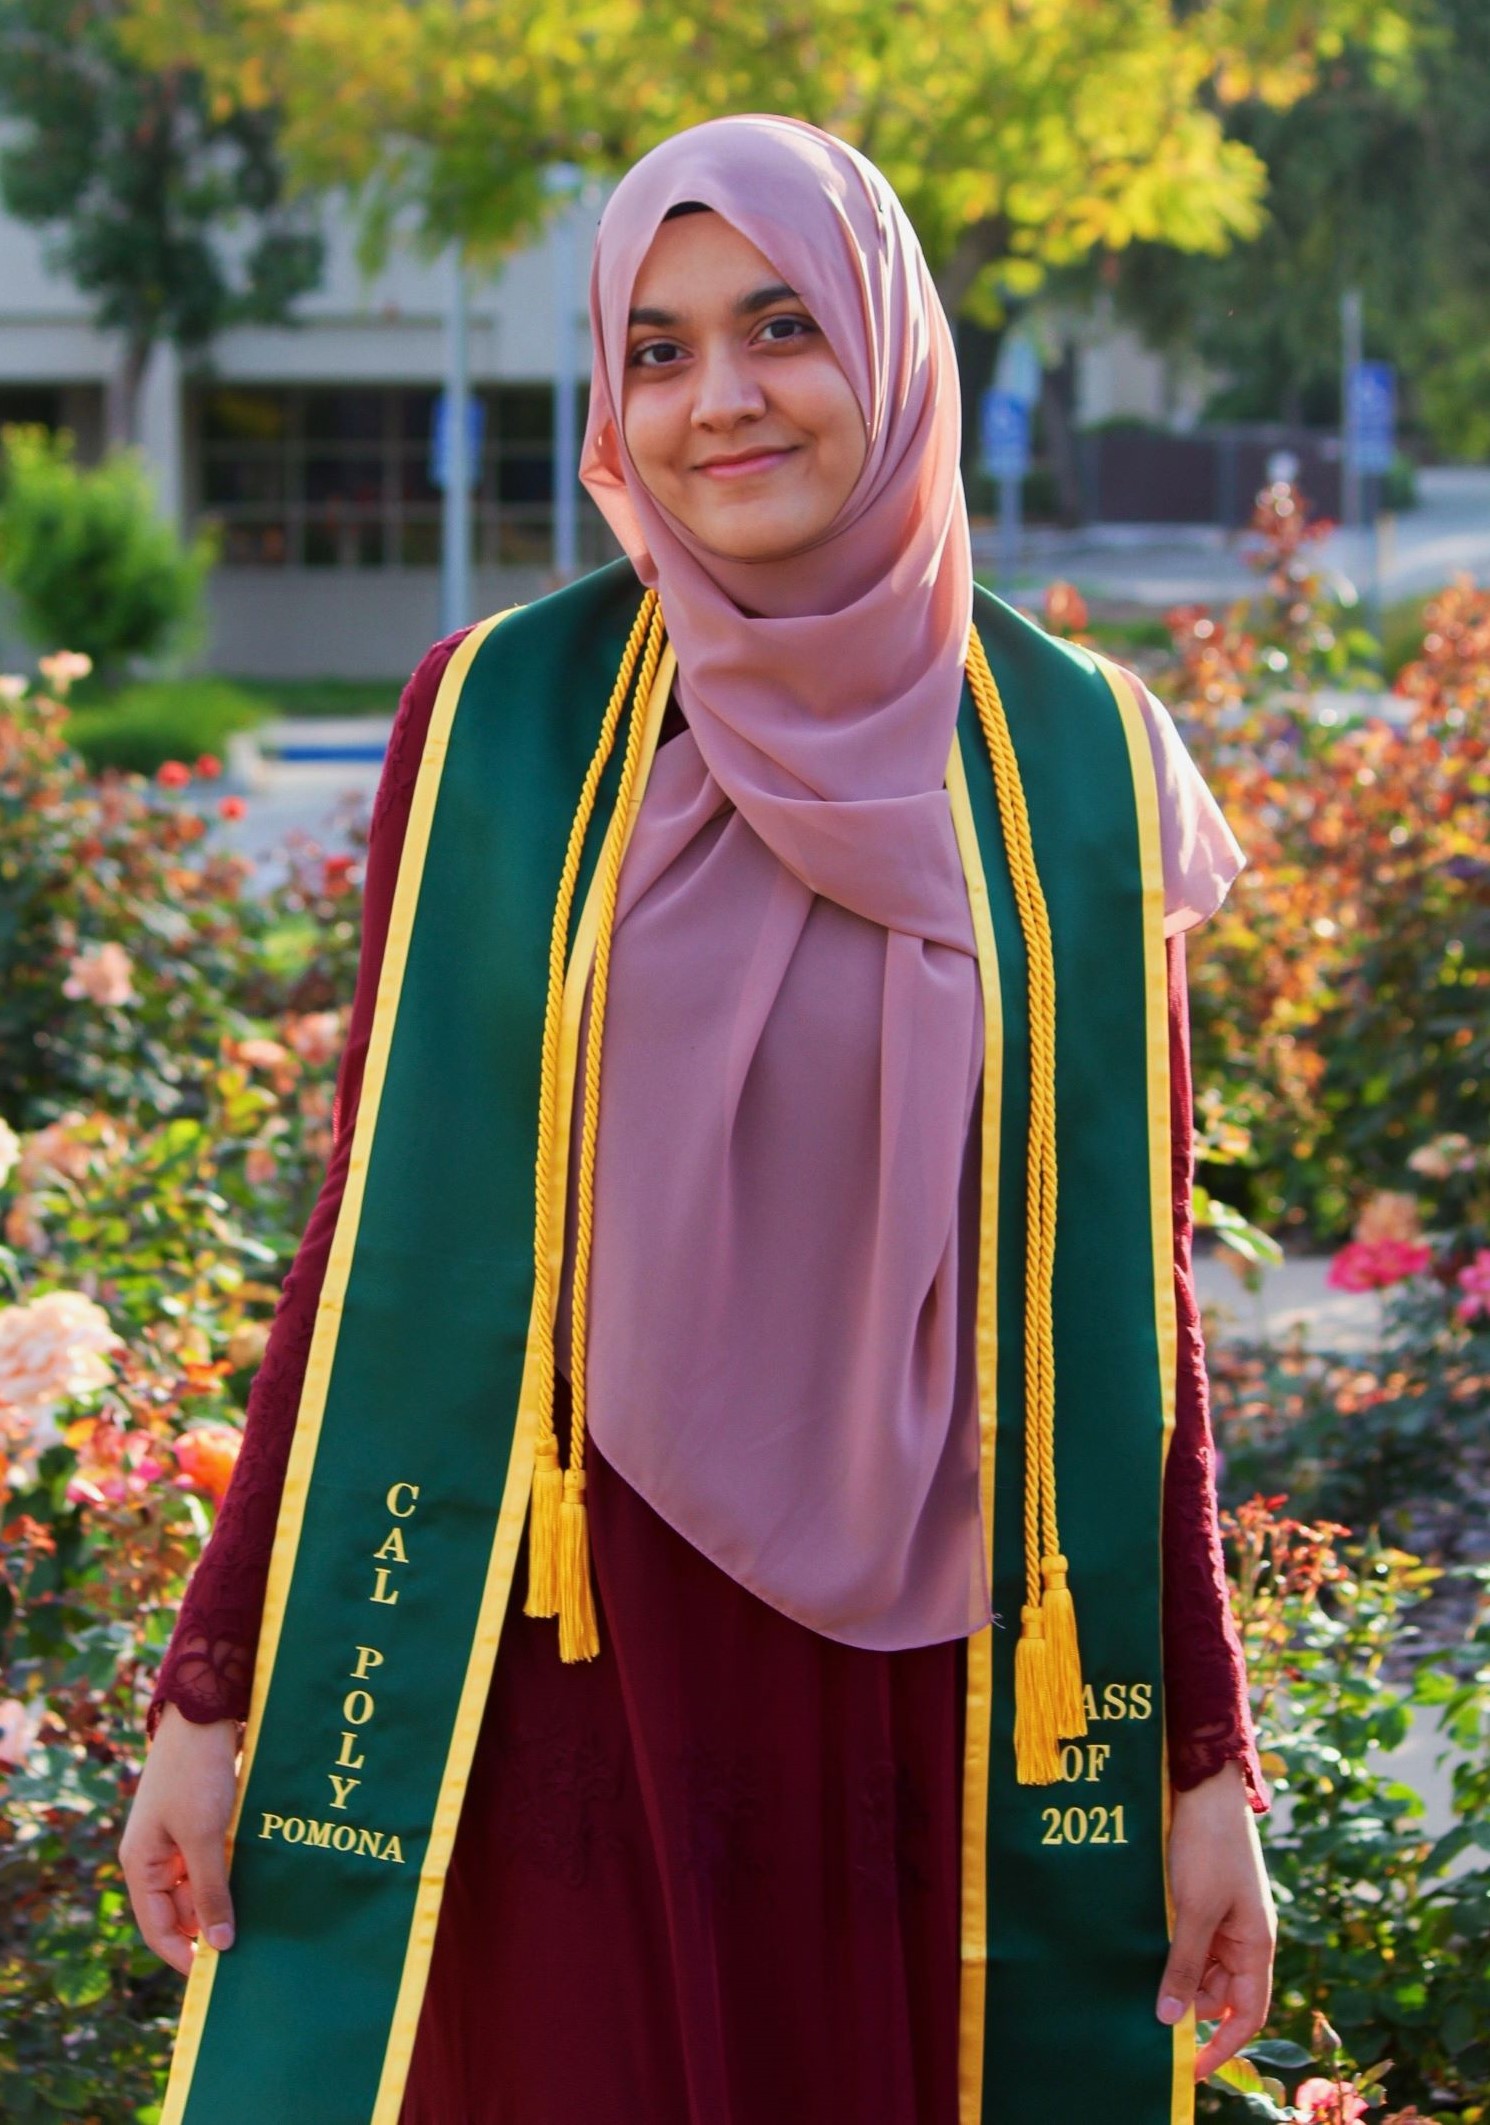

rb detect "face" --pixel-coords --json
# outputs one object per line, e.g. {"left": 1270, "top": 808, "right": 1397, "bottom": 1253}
{"left": 620, "top": 210, "right": 868, "bottom": 563}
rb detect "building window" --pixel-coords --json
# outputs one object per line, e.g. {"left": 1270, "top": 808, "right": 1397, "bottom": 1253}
{"left": 0, "top": 385, "right": 107, "bottom": 465}
{"left": 191, "top": 383, "right": 602, "bottom": 569}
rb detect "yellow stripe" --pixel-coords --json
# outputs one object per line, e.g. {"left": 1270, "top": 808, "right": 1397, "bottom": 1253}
{"left": 159, "top": 609, "right": 515, "bottom": 2125}
{"left": 946, "top": 731, "right": 1003, "bottom": 2125}
{"left": 370, "top": 634, "right": 676, "bottom": 2119}
{"left": 1095, "top": 655, "right": 1192, "bottom": 2122}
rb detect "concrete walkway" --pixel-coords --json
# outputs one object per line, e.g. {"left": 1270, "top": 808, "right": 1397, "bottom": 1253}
{"left": 974, "top": 462, "right": 1490, "bottom": 608}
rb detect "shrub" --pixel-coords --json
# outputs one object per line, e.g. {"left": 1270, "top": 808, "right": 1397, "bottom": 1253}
{"left": 1161, "top": 495, "right": 1487, "bottom": 1241}
{"left": 1199, "top": 1500, "right": 1490, "bottom": 2123}
{"left": 65, "top": 676, "right": 270, "bottom": 777}
{"left": 0, "top": 426, "right": 216, "bottom": 680}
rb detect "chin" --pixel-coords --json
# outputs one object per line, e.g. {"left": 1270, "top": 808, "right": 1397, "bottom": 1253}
{"left": 691, "top": 510, "right": 826, "bottom": 563}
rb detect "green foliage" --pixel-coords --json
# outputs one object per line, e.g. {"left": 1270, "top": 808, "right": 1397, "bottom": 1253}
{"left": 0, "top": 662, "right": 371, "bottom": 2110}
{"left": 0, "top": 0, "right": 322, "bottom": 439}
{"left": 0, "top": 427, "right": 216, "bottom": 679}
{"left": 122, "top": 0, "right": 1412, "bottom": 321}
{"left": 1114, "top": 0, "right": 1490, "bottom": 456}
{"left": 1160, "top": 495, "right": 1490, "bottom": 1241}
{"left": 1199, "top": 1504, "right": 1490, "bottom": 2121}
{"left": 66, "top": 677, "right": 270, "bottom": 776}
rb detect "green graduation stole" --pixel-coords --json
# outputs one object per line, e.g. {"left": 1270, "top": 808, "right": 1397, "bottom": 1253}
{"left": 160, "top": 558, "right": 1193, "bottom": 2125}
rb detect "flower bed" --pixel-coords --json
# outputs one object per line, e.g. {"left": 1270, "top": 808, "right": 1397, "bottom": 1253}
{"left": 0, "top": 540, "right": 1487, "bottom": 2118}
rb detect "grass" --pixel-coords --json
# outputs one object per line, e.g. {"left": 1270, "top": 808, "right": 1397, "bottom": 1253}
{"left": 65, "top": 677, "right": 273, "bottom": 776}
{"left": 62, "top": 673, "right": 407, "bottom": 775}
{"left": 231, "top": 676, "right": 406, "bottom": 719}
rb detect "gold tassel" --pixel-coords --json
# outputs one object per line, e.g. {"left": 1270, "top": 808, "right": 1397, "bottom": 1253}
{"left": 1040, "top": 1552, "right": 1087, "bottom": 1739}
{"left": 1013, "top": 1604, "right": 1062, "bottom": 1785}
{"left": 522, "top": 1437, "right": 563, "bottom": 1619}
{"left": 557, "top": 1468, "right": 600, "bottom": 1663}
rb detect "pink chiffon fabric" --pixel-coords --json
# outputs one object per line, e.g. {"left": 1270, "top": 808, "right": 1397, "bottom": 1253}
{"left": 568, "top": 113, "right": 1242, "bottom": 1652}
{"left": 575, "top": 115, "right": 986, "bottom": 1649}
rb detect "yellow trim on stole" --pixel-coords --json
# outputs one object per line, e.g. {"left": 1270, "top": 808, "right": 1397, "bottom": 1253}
{"left": 1096, "top": 655, "right": 1193, "bottom": 2121}
{"left": 371, "top": 636, "right": 677, "bottom": 2120}
{"left": 159, "top": 609, "right": 515, "bottom": 2125}
{"left": 946, "top": 733, "right": 1003, "bottom": 2125}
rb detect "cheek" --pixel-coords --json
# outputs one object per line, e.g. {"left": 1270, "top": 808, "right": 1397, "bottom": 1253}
{"left": 801, "top": 368, "right": 868, "bottom": 478}
{"left": 620, "top": 393, "right": 677, "bottom": 485}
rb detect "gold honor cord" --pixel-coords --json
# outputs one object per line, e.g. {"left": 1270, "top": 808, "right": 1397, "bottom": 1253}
{"left": 523, "top": 589, "right": 666, "bottom": 1659}
{"left": 966, "top": 626, "right": 1084, "bottom": 1783}
{"left": 526, "top": 597, "right": 1081, "bottom": 1781}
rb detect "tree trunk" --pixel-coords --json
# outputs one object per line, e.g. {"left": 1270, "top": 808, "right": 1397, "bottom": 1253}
{"left": 1039, "top": 346, "right": 1085, "bottom": 527}
{"left": 933, "top": 216, "right": 1012, "bottom": 322}
{"left": 106, "top": 336, "right": 153, "bottom": 447}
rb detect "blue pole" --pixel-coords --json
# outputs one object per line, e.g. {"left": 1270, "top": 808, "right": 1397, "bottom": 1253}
{"left": 441, "top": 248, "right": 472, "bottom": 634}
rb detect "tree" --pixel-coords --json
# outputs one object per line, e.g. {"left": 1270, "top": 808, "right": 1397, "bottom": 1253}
{"left": 0, "top": 0, "right": 325, "bottom": 442}
{"left": 1112, "top": 0, "right": 1490, "bottom": 454}
{"left": 121, "top": 0, "right": 1414, "bottom": 323}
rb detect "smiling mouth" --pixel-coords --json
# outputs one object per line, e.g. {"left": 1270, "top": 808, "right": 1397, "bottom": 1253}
{"left": 695, "top": 447, "right": 798, "bottom": 480}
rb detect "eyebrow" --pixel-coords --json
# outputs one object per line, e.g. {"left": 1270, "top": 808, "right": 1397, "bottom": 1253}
{"left": 626, "top": 282, "right": 801, "bottom": 329}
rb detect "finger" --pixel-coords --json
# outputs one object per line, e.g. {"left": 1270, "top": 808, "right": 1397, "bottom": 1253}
{"left": 134, "top": 1882, "right": 196, "bottom": 1977}
{"left": 1195, "top": 2004, "right": 1254, "bottom": 2080}
{"left": 1193, "top": 1960, "right": 1231, "bottom": 2021}
{"left": 179, "top": 1831, "right": 236, "bottom": 1952}
{"left": 170, "top": 1874, "right": 201, "bottom": 1942}
{"left": 1157, "top": 1902, "right": 1222, "bottom": 2026}
{"left": 1192, "top": 1964, "right": 1270, "bottom": 2079}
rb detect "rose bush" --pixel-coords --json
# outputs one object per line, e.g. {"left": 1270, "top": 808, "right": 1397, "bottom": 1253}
{"left": 2, "top": 526, "right": 1487, "bottom": 2115}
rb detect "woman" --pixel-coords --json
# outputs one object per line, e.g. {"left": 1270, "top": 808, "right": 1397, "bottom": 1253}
{"left": 122, "top": 115, "right": 1274, "bottom": 2125}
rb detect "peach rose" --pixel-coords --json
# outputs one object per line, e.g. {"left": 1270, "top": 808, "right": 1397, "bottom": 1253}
{"left": 17, "top": 1119, "right": 93, "bottom": 1188}
{"left": 62, "top": 942, "right": 136, "bottom": 1008}
{"left": 0, "top": 1695, "right": 44, "bottom": 1771}
{"left": 284, "top": 1010, "right": 344, "bottom": 1068}
{"left": 3, "top": 1198, "right": 45, "bottom": 1254}
{"left": 244, "top": 1145, "right": 278, "bottom": 1187}
{"left": 0, "top": 1291, "right": 122, "bottom": 1443}
{"left": 37, "top": 650, "right": 92, "bottom": 695}
{"left": 1353, "top": 1190, "right": 1422, "bottom": 1247}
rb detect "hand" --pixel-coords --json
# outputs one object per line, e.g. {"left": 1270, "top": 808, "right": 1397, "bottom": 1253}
{"left": 119, "top": 1702, "right": 242, "bottom": 1976}
{"left": 1157, "top": 1758, "right": 1276, "bottom": 2080}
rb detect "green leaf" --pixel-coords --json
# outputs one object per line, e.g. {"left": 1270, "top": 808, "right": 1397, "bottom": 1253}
{"left": 1245, "top": 2039, "right": 1315, "bottom": 2070}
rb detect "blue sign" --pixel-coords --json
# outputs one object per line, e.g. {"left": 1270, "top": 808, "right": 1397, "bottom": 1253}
{"left": 1347, "top": 361, "right": 1396, "bottom": 476}
{"left": 429, "top": 393, "right": 487, "bottom": 491}
{"left": 980, "top": 389, "right": 1031, "bottom": 480}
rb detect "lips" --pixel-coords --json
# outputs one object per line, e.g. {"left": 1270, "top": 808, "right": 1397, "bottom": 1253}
{"left": 695, "top": 446, "right": 797, "bottom": 479}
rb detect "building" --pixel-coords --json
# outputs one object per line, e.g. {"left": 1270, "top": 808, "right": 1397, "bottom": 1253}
{"left": 0, "top": 192, "right": 619, "bottom": 679}
{"left": 0, "top": 190, "right": 1202, "bottom": 680}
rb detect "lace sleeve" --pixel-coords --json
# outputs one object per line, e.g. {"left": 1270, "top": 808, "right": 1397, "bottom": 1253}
{"left": 1162, "top": 931, "right": 1272, "bottom": 1813}
{"left": 145, "top": 629, "right": 474, "bottom": 1741}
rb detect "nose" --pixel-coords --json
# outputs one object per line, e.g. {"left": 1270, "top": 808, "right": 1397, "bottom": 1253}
{"left": 689, "top": 339, "right": 767, "bottom": 432}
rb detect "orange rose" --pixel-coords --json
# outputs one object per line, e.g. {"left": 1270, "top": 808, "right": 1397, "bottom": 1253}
{"left": 173, "top": 1422, "right": 243, "bottom": 1503}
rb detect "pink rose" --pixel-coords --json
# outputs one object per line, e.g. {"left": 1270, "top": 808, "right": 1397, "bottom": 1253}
{"left": 1456, "top": 1249, "right": 1490, "bottom": 1324}
{"left": 17, "top": 1119, "right": 93, "bottom": 1188}
{"left": 1327, "top": 1239, "right": 1433, "bottom": 1293}
{"left": 1294, "top": 2078, "right": 1368, "bottom": 2124}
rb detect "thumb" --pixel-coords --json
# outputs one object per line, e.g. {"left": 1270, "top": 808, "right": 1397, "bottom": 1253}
{"left": 180, "top": 1828, "right": 236, "bottom": 1952}
{"left": 1157, "top": 1901, "right": 1218, "bottom": 2025}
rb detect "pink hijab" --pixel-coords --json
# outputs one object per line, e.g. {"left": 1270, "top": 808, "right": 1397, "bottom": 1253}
{"left": 566, "top": 114, "right": 988, "bottom": 1648}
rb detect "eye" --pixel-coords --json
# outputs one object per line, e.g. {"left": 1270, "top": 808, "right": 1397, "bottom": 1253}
{"left": 758, "top": 315, "right": 816, "bottom": 345}
{"left": 629, "top": 339, "right": 685, "bottom": 370}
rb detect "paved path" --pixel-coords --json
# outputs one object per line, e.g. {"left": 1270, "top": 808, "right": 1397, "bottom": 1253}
{"left": 974, "top": 463, "right": 1490, "bottom": 608}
